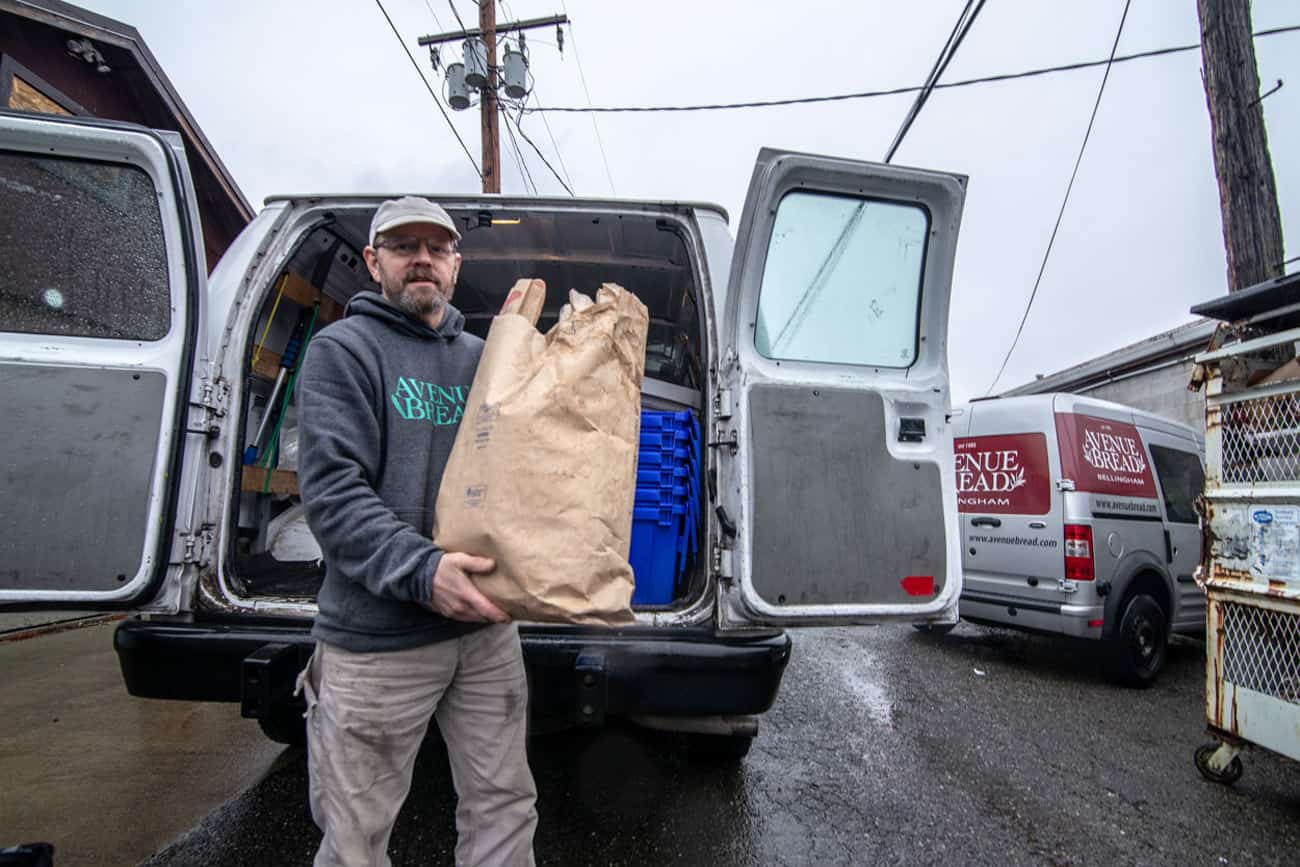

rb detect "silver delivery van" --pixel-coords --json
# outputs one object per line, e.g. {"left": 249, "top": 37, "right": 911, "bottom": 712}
{"left": 0, "top": 110, "right": 968, "bottom": 757}
{"left": 947, "top": 393, "right": 1206, "bottom": 686}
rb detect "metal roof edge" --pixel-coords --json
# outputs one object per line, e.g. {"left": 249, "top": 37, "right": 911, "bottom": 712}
{"left": 1001, "top": 318, "right": 1217, "bottom": 397}
{"left": 260, "top": 192, "right": 731, "bottom": 224}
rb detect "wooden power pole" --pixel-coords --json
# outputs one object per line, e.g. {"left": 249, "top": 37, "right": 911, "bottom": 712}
{"left": 1199, "top": 0, "right": 1286, "bottom": 292}
{"left": 419, "top": 7, "right": 568, "bottom": 195}
{"left": 479, "top": 0, "right": 500, "bottom": 193}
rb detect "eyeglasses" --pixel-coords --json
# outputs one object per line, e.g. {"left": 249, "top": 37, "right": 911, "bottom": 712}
{"left": 374, "top": 237, "right": 458, "bottom": 259}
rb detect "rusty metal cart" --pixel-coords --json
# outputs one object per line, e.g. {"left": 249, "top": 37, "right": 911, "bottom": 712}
{"left": 1190, "top": 273, "right": 1300, "bottom": 785}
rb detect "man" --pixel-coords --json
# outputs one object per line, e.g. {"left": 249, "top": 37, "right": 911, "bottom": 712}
{"left": 295, "top": 196, "right": 537, "bottom": 867}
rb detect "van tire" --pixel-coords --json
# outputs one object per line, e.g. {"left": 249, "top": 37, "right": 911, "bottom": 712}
{"left": 257, "top": 706, "right": 307, "bottom": 747}
{"left": 912, "top": 623, "right": 956, "bottom": 636}
{"left": 1110, "top": 593, "right": 1168, "bottom": 688}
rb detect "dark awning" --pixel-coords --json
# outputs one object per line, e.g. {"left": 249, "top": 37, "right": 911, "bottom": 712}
{"left": 1190, "top": 271, "right": 1300, "bottom": 322}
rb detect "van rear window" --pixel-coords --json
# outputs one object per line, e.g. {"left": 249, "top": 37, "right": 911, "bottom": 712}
{"left": 955, "top": 432, "right": 1051, "bottom": 515}
{"left": 0, "top": 149, "right": 169, "bottom": 340}
{"left": 1054, "top": 413, "right": 1157, "bottom": 499}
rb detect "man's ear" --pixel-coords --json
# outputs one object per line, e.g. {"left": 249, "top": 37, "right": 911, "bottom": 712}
{"left": 362, "top": 246, "right": 383, "bottom": 282}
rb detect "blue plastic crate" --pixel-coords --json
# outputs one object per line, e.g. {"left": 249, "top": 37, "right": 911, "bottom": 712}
{"left": 634, "top": 482, "right": 689, "bottom": 507}
{"left": 636, "top": 445, "right": 690, "bottom": 468}
{"left": 634, "top": 409, "right": 703, "bottom": 602}
{"left": 639, "top": 426, "right": 691, "bottom": 451}
{"left": 629, "top": 502, "right": 686, "bottom": 605}
{"left": 636, "top": 464, "right": 689, "bottom": 488}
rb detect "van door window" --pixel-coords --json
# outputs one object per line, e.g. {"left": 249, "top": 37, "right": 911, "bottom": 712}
{"left": 0, "top": 149, "right": 170, "bottom": 340}
{"left": 1149, "top": 445, "right": 1205, "bottom": 524}
{"left": 753, "top": 191, "right": 927, "bottom": 367}
{"left": 955, "top": 432, "right": 1052, "bottom": 515}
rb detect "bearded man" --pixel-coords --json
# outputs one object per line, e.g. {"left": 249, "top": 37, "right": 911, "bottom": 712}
{"left": 295, "top": 196, "right": 538, "bottom": 867}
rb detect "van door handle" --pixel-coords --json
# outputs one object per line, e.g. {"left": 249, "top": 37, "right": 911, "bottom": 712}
{"left": 970, "top": 517, "right": 1002, "bottom": 528}
{"left": 1163, "top": 529, "right": 1173, "bottom": 564}
{"left": 1028, "top": 521, "right": 1047, "bottom": 529}
{"left": 898, "top": 417, "right": 926, "bottom": 442}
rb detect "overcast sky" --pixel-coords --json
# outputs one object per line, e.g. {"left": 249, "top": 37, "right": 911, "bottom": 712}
{"left": 76, "top": 0, "right": 1299, "bottom": 401}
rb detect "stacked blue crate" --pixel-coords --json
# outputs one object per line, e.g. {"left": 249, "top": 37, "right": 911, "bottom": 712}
{"left": 629, "top": 410, "right": 700, "bottom": 605}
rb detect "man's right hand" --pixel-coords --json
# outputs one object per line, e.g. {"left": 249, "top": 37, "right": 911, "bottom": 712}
{"left": 430, "top": 552, "right": 510, "bottom": 623}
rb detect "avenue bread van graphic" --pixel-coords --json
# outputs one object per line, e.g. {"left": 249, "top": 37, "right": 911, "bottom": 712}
{"left": 955, "top": 432, "right": 1051, "bottom": 514}
{"left": 1054, "top": 413, "right": 1156, "bottom": 498}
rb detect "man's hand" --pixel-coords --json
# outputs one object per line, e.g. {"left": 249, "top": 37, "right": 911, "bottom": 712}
{"left": 431, "top": 552, "right": 510, "bottom": 623}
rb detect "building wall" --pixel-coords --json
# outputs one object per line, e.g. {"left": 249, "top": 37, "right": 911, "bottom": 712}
{"left": 1077, "top": 358, "right": 1206, "bottom": 432}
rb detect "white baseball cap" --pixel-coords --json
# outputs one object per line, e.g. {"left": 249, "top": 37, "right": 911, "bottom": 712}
{"left": 369, "top": 196, "right": 462, "bottom": 245}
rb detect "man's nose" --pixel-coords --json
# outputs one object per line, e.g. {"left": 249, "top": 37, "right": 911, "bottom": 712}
{"left": 410, "top": 241, "right": 436, "bottom": 264}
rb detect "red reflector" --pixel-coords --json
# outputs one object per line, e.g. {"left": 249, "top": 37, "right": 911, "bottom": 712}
{"left": 901, "top": 575, "right": 935, "bottom": 596}
{"left": 1088, "top": 619, "right": 1104, "bottom": 628}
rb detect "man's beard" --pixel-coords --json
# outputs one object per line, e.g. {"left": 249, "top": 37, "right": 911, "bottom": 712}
{"left": 384, "top": 267, "right": 447, "bottom": 319}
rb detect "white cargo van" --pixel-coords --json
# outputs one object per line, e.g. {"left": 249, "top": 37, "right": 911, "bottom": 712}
{"left": 0, "top": 110, "right": 967, "bottom": 756}
{"left": 947, "top": 393, "right": 1206, "bottom": 686}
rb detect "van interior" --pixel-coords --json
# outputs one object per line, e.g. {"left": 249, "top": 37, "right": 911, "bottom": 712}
{"left": 229, "top": 204, "right": 708, "bottom": 611}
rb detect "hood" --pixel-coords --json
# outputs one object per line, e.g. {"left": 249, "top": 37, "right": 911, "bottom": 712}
{"left": 343, "top": 291, "right": 466, "bottom": 340}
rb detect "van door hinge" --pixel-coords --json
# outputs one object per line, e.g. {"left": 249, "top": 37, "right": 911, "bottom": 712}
{"left": 188, "top": 376, "right": 231, "bottom": 440}
{"left": 707, "top": 427, "right": 738, "bottom": 453}
{"left": 176, "top": 525, "right": 215, "bottom": 568}
{"left": 713, "top": 387, "right": 734, "bottom": 420}
{"left": 713, "top": 546, "right": 734, "bottom": 582}
{"left": 1055, "top": 478, "right": 1076, "bottom": 492}
{"left": 708, "top": 387, "right": 737, "bottom": 452}
{"left": 195, "top": 376, "right": 231, "bottom": 417}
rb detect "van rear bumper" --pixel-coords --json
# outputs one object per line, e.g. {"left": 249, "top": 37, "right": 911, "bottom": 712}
{"left": 114, "top": 618, "right": 792, "bottom": 723}
{"left": 960, "top": 591, "right": 1104, "bottom": 639}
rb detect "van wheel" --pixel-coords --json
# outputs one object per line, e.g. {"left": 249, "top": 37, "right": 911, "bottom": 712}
{"left": 912, "top": 623, "right": 956, "bottom": 636}
{"left": 1110, "top": 593, "right": 1168, "bottom": 688}
{"left": 257, "top": 705, "right": 307, "bottom": 747}
{"left": 689, "top": 733, "right": 753, "bottom": 763}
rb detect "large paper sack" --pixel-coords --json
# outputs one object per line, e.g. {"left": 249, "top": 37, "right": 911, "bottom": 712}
{"left": 435, "top": 279, "right": 649, "bottom": 625}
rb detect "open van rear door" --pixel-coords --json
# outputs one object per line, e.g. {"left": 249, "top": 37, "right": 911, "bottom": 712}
{"left": 716, "top": 148, "right": 965, "bottom": 627}
{"left": 0, "top": 112, "right": 205, "bottom": 609}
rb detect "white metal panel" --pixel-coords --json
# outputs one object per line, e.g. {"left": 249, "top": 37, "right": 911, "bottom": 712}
{"left": 0, "top": 113, "right": 204, "bottom": 607}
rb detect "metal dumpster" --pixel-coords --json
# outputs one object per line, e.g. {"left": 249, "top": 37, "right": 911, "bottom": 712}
{"left": 1190, "top": 272, "right": 1300, "bottom": 785}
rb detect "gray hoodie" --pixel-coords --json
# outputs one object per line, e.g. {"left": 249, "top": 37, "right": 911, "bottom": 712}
{"left": 296, "top": 291, "right": 484, "bottom": 651}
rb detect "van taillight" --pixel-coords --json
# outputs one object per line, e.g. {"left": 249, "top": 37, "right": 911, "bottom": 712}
{"left": 1064, "top": 524, "right": 1095, "bottom": 581}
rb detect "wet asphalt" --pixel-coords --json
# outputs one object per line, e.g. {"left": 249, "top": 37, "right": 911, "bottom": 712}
{"left": 144, "top": 624, "right": 1299, "bottom": 866}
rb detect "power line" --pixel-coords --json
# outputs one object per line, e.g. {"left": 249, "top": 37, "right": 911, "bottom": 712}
{"left": 421, "top": 0, "right": 446, "bottom": 32}
{"left": 559, "top": 0, "right": 617, "bottom": 194}
{"left": 496, "top": 0, "right": 573, "bottom": 190}
{"left": 501, "top": 104, "right": 535, "bottom": 194}
{"left": 985, "top": 0, "right": 1133, "bottom": 397}
{"left": 374, "top": 0, "right": 482, "bottom": 178}
{"left": 522, "top": 24, "right": 1300, "bottom": 114}
{"left": 886, "top": 0, "right": 985, "bottom": 162}
{"left": 501, "top": 105, "right": 539, "bottom": 194}
{"left": 446, "top": 0, "right": 471, "bottom": 35}
{"left": 529, "top": 84, "right": 576, "bottom": 191}
{"left": 506, "top": 111, "right": 575, "bottom": 195}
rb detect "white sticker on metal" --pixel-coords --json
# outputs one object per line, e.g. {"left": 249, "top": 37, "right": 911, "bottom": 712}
{"left": 1214, "top": 504, "right": 1300, "bottom": 583}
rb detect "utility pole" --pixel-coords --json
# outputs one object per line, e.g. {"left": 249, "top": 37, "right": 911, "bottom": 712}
{"left": 479, "top": 0, "right": 500, "bottom": 193}
{"left": 419, "top": 8, "right": 568, "bottom": 195}
{"left": 1199, "top": 0, "right": 1285, "bottom": 292}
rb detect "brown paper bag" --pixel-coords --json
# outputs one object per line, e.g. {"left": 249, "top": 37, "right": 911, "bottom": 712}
{"left": 434, "top": 278, "right": 649, "bottom": 625}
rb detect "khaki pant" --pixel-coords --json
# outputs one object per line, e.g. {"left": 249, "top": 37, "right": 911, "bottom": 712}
{"left": 297, "top": 625, "right": 537, "bottom": 867}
